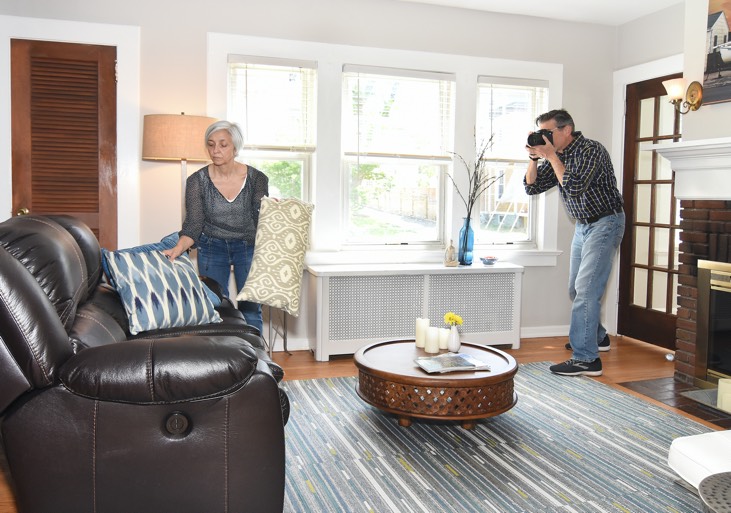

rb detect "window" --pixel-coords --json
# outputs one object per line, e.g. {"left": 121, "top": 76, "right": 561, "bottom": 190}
{"left": 212, "top": 35, "right": 562, "bottom": 264}
{"left": 475, "top": 77, "right": 548, "bottom": 245}
{"left": 341, "top": 65, "right": 455, "bottom": 245}
{"left": 227, "top": 56, "right": 317, "bottom": 200}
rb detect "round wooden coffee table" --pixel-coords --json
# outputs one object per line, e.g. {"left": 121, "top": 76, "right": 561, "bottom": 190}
{"left": 354, "top": 339, "right": 518, "bottom": 429}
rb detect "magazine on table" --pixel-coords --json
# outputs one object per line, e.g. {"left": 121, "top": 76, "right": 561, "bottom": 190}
{"left": 415, "top": 352, "right": 491, "bottom": 374}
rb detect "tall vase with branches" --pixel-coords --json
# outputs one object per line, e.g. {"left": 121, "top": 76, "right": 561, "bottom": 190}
{"left": 446, "top": 136, "right": 503, "bottom": 266}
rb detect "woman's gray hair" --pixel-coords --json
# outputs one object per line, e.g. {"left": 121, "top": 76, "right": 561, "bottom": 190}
{"left": 205, "top": 120, "right": 244, "bottom": 154}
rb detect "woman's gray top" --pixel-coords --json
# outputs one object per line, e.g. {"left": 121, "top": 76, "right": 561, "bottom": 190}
{"left": 180, "top": 165, "right": 269, "bottom": 244}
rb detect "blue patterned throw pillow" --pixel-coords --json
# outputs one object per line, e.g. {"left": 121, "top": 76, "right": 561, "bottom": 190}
{"left": 102, "top": 249, "right": 222, "bottom": 335}
{"left": 101, "top": 233, "right": 221, "bottom": 307}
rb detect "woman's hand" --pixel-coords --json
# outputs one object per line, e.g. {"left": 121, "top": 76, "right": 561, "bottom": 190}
{"left": 162, "top": 247, "right": 182, "bottom": 262}
{"left": 162, "top": 236, "right": 194, "bottom": 262}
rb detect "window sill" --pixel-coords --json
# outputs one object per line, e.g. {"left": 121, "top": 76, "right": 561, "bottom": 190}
{"left": 304, "top": 248, "right": 561, "bottom": 268}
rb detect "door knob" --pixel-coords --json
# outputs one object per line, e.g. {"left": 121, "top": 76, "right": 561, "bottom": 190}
{"left": 15, "top": 207, "right": 29, "bottom": 216}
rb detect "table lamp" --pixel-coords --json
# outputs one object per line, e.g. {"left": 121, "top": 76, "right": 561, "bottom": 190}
{"left": 142, "top": 113, "right": 217, "bottom": 219}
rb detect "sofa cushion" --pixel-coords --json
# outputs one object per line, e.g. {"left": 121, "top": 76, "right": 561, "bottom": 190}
{"left": 102, "top": 249, "right": 221, "bottom": 335}
{"left": 236, "top": 197, "right": 313, "bottom": 316}
{"left": 70, "top": 302, "right": 128, "bottom": 351}
{"left": 667, "top": 430, "right": 731, "bottom": 488}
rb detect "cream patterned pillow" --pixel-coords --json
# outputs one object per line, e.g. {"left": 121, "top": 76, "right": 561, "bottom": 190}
{"left": 237, "top": 197, "right": 313, "bottom": 316}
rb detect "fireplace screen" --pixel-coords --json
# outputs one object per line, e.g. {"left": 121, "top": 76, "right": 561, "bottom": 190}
{"left": 698, "top": 260, "right": 731, "bottom": 382}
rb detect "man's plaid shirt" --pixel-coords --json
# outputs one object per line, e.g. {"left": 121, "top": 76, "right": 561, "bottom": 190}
{"left": 524, "top": 132, "right": 623, "bottom": 221}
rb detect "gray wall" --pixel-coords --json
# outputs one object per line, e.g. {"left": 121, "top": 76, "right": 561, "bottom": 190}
{"left": 0, "top": 0, "right": 696, "bottom": 345}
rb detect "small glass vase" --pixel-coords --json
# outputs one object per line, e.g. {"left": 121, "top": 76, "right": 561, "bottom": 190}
{"left": 447, "top": 325, "right": 461, "bottom": 352}
{"left": 458, "top": 217, "right": 474, "bottom": 266}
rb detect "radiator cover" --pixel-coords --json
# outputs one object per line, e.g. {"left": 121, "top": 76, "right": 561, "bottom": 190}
{"left": 308, "top": 263, "right": 523, "bottom": 361}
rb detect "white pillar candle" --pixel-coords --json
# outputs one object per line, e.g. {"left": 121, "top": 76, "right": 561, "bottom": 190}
{"left": 415, "top": 318, "right": 429, "bottom": 348}
{"left": 425, "top": 326, "right": 440, "bottom": 353}
{"left": 718, "top": 378, "right": 731, "bottom": 413}
{"left": 438, "top": 328, "right": 450, "bottom": 350}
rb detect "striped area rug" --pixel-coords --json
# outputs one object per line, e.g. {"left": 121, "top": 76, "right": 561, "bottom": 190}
{"left": 281, "top": 362, "right": 712, "bottom": 512}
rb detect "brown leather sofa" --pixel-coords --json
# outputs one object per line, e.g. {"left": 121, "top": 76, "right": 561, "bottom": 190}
{"left": 0, "top": 215, "right": 287, "bottom": 513}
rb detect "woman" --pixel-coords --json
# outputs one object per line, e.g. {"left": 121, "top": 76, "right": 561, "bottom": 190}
{"left": 163, "top": 120, "right": 267, "bottom": 334}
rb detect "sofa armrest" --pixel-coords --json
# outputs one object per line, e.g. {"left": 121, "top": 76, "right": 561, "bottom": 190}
{"left": 60, "top": 336, "right": 261, "bottom": 403}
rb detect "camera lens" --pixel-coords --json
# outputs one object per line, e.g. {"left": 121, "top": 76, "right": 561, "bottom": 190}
{"left": 527, "top": 132, "right": 545, "bottom": 146}
{"left": 527, "top": 129, "right": 553, "bottom": 147}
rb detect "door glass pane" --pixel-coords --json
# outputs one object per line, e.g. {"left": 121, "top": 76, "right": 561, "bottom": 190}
{"left": 634, "top": 226, "right": 650, "bottom": 266}
{"left": 656, "top": 153, "right": 673, "bottom": 180}
{"left": 655, "top": 184, "right": 673, "bottom": 225}
{"left": 633, "top": 268, "right": 648, "bottom": 307}
{"left": 637, "top": 150, "right": 653, "bottom": 180}
{"left": 651, "top": 271, "right": 668, "bottom": 312}
{"left": 639, "top": 98, "right": 655, "bottom": 138}
{"left": 657, "top": 96, "right": 676, "bottom": 136}
{"left": 635, "top": 184, "right": 652, "bottom": 223}
{"left": 654, "top": 227, "right": 670, "bottom": 267}
{"left": 675, "top": 198, "right": 681, "bottom": 224}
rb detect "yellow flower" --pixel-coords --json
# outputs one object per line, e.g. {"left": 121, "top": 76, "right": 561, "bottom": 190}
{"left": 444, "top": 312, "right": 463, "bottom": 326}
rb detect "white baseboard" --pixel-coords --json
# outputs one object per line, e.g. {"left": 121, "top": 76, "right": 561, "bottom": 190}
{"left": 520, "top": 325, "right": 570, "bottom": 339}
{"left": 269, "top": 337, "right": 310, "bottom": 353}
{"left": 269, "top": 327, "right": 574, "bottom": 353}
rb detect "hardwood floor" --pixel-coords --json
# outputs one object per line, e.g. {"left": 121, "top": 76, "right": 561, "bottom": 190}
{"left": 272, "top": 335, "right": 676, "bottom": 383}
{"left": 0, "top": 335, "right": 720, "bottom": 513}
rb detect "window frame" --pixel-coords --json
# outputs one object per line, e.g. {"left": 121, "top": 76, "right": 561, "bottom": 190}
{"left": 473, "top": 76, "right": 550, "bottom": 249}
{"left": 208, "top": 34, "right": 563, "bottom": 266}
{"left": 226, "top": 54, "right": 317, "bottom": 201}
{"left": 340, "top": 64, "right": 456, "bottom": 247}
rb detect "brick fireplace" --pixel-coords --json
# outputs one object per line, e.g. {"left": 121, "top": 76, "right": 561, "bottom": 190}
{"left": 655, "top": 138, "right": 731, "bottom": 385}
{"left": 676, "top": 200, "right": 731, "bottom": 383}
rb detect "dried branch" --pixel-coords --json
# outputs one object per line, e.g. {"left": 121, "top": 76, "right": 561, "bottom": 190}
{"left": 446, "top": 135, "right": 504, "bottom": 223}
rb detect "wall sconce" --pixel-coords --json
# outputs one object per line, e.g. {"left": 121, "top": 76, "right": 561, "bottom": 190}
{"left": 142, "top": 113, "right": 217, "bottom": 219}
{"left": 662, "top": 78, "right": 704, "bottom": 114}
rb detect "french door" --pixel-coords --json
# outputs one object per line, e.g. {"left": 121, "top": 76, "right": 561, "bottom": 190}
{"left": 617, "top": 74, "right": 682, "bottom": 349}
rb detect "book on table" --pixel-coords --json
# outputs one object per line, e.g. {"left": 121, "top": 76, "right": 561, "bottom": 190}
{"left": 415, "top": 352, "right": 491, "bottom": 374}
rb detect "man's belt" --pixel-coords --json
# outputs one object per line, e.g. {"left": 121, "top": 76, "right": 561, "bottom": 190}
{"left": 576, "top": 207, "right": 623, "bottom": 225}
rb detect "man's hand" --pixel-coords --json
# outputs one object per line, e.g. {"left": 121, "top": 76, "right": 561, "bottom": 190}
{"left": 525, "top": 144, "right": 541, "bottom": 161}
{"left": 527, "top": 134, "right": 557, "bottom": 161}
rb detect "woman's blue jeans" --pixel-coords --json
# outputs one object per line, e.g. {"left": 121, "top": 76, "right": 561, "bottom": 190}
{"left": 197, "top": 233, "right": 263, "bottom": 334}
{"left": 568, "top": 211, "right": 625, "bottom": 362}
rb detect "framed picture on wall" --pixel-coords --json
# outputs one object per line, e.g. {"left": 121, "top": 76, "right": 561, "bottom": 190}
{"left": 704, "top": 0, "right": 731, "bottom": 104}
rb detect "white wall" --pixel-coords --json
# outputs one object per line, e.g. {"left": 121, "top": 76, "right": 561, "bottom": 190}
{"left": 0, "top": 0, "right": 697, "bottom": 349}
{"left": 616, "top": 3, "right": 686, "bottom": 69}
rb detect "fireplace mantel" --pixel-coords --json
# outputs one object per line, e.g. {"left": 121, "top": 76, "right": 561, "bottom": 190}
{"left": 653, "top": 137, "right": 731, "bottom": 200}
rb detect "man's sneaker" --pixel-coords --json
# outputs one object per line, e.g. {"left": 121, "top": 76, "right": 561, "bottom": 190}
{"left": 549, "top": 358, "right": 603, "bottom": 376}
{"left": 565, "top": 334, "right": 611, "bottom": 352}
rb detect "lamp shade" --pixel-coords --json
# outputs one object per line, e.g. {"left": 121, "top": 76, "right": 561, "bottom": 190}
{"left": 662, "top": 78, "right": 686, "bottom": 101}
{"left": 142, "top": 114, "right": 217, "bottom": 161}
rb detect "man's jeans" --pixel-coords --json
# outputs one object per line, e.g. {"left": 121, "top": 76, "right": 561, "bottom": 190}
{"left": 197, "top": 233, "right": 263, "bottom": 334}
{"left": 568, "top": 211, "right": 625, "bottom": 362}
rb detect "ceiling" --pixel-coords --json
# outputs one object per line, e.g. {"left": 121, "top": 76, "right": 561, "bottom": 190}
{"left": 396, "top": 0, "right": 685, "bottom": 26}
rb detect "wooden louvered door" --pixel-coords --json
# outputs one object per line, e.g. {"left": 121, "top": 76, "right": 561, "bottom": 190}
{"left": 10, "top": 39, "right": 117, "bottom": 249}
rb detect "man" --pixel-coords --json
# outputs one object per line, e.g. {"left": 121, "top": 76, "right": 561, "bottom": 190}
{"left": 524, "top": 109, "right": 624, "bottom": 377}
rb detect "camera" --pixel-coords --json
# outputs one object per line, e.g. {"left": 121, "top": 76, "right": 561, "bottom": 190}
{"left": 527, "top": 129, "right": 553, "bottom": 146}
